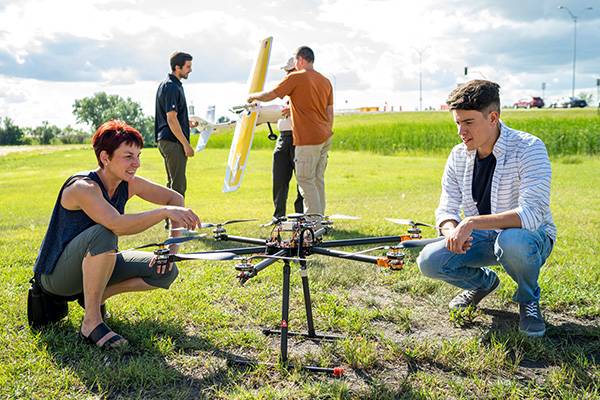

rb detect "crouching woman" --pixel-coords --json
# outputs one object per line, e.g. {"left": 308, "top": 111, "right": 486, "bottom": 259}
{"left": 33, "top": 120, "right": 200, "bottom": 348}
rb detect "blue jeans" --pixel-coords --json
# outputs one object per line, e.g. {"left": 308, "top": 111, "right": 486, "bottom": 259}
{"left": 417, "top": 228, "right": 554, "bottom": 303}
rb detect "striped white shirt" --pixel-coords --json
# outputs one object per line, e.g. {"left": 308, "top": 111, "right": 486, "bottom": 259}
{"left": 435, "top": 121, "right": 556, "bottom": 241}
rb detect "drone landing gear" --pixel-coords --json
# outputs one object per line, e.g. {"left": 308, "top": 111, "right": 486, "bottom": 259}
{"left": 228, "top": 260, "right": 345, "bottom": 377}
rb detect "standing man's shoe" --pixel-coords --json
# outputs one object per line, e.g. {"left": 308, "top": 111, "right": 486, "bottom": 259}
{"left": 449, "top": 274, "right": 500, "bottom": 310}
{"left": 519, "top": 301, "right": 546, "bottom": 337}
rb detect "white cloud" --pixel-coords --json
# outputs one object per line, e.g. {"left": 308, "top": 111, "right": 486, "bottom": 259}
{"left": 0, "top": 0, "right": 599, "bottom": 126}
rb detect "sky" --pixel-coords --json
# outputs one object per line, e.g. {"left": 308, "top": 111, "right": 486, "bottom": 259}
{"left": 0, "top": 0, "right": 599, "bottom": 128}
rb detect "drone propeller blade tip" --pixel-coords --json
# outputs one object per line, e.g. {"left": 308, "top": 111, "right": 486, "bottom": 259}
{"left": 328, "top": 214, "right": 361, "bottom": 220}
{"left": 385, "top": 218, "right": 415, "bottom": 225}
{"left": 173, "top": 251, "right": 238, "bottom": 261}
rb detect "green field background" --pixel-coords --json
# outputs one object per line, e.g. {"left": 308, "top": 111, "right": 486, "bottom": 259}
{"left": 0, "top": 109, "right": 598, "bottom": 398}
{"left": 202, "top": 108, "right": 600, "bottom": 156}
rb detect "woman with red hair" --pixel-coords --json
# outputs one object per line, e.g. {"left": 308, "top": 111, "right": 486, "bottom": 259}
{"left": 33, "top": 120, "right": 201, "bottom": 348}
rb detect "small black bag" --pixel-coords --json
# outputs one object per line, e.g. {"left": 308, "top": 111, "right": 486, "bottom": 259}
{"left": 27, "top": 276, "right": 68, "bottom": 329}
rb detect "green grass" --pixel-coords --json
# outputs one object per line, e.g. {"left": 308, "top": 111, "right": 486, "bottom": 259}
{"left": 1, "top": 117, "right": 599, "bottom": 398}
{"left": 206, "top": 108, "right": 600, "bottom": 156}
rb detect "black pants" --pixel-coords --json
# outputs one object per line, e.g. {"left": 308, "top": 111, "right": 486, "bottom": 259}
{"left": 273, "top": 132, "right": 303, "bottom": 218}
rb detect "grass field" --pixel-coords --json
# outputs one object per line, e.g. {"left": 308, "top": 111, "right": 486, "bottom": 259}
{"left": 1, "top": 111, "right": 599, "bottom": 399}
{"left": 206, "top": 108, "right": 600, "bottom": 156}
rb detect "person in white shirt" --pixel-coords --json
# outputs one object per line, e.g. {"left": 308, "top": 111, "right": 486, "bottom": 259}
{"left": 417, "top": 80, "right": 555, "bottom": 337}
{"left": 270, "top": 57, "right": 303, "bottom": 222}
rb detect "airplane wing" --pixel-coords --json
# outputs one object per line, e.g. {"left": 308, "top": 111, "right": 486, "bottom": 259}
{"left": 231, "top": 104, "right": 284, "bottom": 126}
{"left": 223, "top": 36, "right": 273, "bottom": 192}
{"left": 190, "top": 116, "right": 236, "bottom": 151}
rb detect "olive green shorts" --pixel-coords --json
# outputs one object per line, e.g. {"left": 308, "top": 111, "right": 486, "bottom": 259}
{"left": 41, "top": 224, "right": 179, "bottom": 297}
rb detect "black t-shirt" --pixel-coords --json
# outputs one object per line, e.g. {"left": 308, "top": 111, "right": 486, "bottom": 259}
{"left": 472, "top": 152, "right": 496, "bottom": 215}
{"left": 155, "top": 74, "right": 190, "bottom": 142}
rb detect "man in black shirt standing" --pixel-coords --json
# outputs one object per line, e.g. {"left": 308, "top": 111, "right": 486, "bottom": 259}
{"left": 155, "top": 52, "right": 198, "bottom": 199}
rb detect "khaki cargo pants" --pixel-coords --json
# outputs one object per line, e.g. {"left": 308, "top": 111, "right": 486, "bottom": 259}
{"left": 294, "top": 136, "right": 332, "bottom": 216}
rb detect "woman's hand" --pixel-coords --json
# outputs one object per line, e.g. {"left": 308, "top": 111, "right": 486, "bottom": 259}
{"left": 164, "top": 206, "right": 201, "bottom": 231}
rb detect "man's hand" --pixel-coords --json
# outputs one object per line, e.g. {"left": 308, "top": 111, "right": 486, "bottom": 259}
{"left": 445, "top": 218, "right": 475, "bottom": 254}
{"left": 282, "top": 106, "right": 291, "bottom": 118}
{"left": 184, "top": 144, "right": 195, "bottom": 158}
{"left": 247, "top": 95, "right": 257, "bottom": 103}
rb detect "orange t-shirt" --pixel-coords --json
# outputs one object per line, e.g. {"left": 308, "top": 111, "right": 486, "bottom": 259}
{"left": 273, "top": 69, "right": 333, "bottom": 146}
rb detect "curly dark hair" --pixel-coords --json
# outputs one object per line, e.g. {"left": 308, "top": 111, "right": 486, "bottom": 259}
{"left": 447, "top": 80, "right": 501, "bottom": 113}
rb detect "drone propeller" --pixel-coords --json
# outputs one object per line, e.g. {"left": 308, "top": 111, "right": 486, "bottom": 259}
{"left": 170, "top": 252, "right": 239, "bottom": 261}
{"left": 326, "top": 214, "right": 361, "bottom": 220}
{"left": 285, "top": 213, "right": 360, "bottom": 220}
{"left": 399, "top": 237, "right": 445, "bottom": 248}
{"left": 385, "top": 218, "right": 440, "bottom": 229}
{"left": 344, "top": 245, "right": 389, "bottom": 256}
{"left": 343, "top": 237, "right": 445, "bottom": 257}
{"left": 200, "top": 219, "right": 258, "bottom": 229}
{"left": 118, "top": 233, "right": 208, "bottom": 253}
{"left": 169, "top": 227, "right": 199, "bottom": 235}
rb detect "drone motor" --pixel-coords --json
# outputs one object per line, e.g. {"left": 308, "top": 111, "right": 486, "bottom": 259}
{"left": 234, "top": 261, "right": 254, "bottom": 272}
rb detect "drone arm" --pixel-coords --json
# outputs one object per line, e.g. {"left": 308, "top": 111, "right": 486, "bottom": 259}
{"left": 238, "top": 249, "right": 287, "bottom": 285}
{"left": 318, "top": 236, "right": 404, "bottom": 248}
{"left": 221, "top": 235, "right": 268, "bottom": 246}
{"left": 311, "top": 247, "right": 381, "bottom": 264}
{"left": 189, "top": 246, "right": 266, "bottom": 256}
{"left": 251, "top": 250, "right": 287, "bottom": 274}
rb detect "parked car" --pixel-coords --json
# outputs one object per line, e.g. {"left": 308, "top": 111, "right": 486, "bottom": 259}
{"left": 549, "top": 97, "right": 588, "bottom": 108}
{"left": 512, "top": 96, "right": 544, "bottom": 109}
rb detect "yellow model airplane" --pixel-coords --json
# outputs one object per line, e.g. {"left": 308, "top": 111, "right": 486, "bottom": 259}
{"left": 223, "top": 36, "right": 277, "bottom": 193}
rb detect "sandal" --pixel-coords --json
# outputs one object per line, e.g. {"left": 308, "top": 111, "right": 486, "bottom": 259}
{"left": 80, "top": 322, "right": 128, "bottom": 349}
{"left": 77, "top": 295, "right": 110, "bottom": 320}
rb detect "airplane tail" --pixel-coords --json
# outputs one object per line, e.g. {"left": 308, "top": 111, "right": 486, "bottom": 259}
{"left": 206, "top": 105, "right": 216, "bottom": 124}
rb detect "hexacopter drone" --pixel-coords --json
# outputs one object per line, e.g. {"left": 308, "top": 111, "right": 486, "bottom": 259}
{"left": 138, "top": 214, "right": 444, "bottom": 377}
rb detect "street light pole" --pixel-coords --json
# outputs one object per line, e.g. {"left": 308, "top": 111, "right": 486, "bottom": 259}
{"left": 542, "top": 82, "right": 546, "bottom": 102}
{"left": 559, "top": 6, "right": 593, "bottom": 98}
{"left": 415, "top": 48, "right": 427, "bottom": 111}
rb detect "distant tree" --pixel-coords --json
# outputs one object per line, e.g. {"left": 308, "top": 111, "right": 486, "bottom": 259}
{"left": 58, "top": 125, "right": 90, "bottom": 144}
{"left": 31, "top": 121, "right": 61, "bottom": 145}
{"left": 0, "top": 117, "right": 25, "bottom": 145}
{"left": 72, "top": 92, "right": 155, "bottom": 147}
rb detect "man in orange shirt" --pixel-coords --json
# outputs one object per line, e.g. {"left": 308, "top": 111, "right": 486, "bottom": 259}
{"left": 248, "top": 46, "right": 334, "bottom": 217}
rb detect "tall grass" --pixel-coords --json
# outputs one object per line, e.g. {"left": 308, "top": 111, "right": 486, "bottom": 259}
{"left": 206, "top": 108, "right": 600, "bottom": 156}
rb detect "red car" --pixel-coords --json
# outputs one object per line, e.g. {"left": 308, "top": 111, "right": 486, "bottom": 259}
{"left": 513, "top": 96, "right": 544, "bottom": 109}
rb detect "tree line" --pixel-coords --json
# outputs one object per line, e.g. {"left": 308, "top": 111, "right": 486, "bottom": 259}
{"left": 0, "top": 93, "right": 155, "bottom": 147}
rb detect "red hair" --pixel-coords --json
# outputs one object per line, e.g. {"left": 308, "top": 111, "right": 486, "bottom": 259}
{"left": 92, "top": 120, "right": 144, "bottom": 168}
